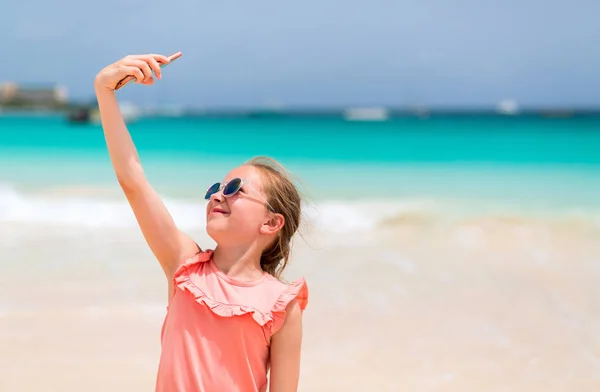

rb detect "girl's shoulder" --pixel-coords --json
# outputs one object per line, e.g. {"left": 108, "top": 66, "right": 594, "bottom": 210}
{"left": 267, "top": 276, "right": 309, "bottom": 335}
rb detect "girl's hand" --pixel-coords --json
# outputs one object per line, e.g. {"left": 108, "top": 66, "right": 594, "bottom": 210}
{"left": 94, "top": 54, "right": 171, "bottom": 91}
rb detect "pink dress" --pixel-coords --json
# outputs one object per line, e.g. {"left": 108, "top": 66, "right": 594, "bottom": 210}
{"left": 155, "top": 250, "right": 309, "bottom": 392}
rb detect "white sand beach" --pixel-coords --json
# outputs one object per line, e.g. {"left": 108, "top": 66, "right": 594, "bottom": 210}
{"left": 1, "top": 212, "right": 599, "bottom": 391}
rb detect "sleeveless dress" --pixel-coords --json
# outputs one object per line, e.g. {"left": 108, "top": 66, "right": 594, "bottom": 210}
{"left": 155, "top": 250, "right": 309, "bottom": 392}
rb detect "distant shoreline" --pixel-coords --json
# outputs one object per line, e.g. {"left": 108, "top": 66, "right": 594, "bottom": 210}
{"left": 2, "top": 105, "right": 600, "bottom": 119}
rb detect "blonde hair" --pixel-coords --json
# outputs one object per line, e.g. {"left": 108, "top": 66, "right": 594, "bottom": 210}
{"left": 245, "top": 156, "right": 302, "bottom": 279}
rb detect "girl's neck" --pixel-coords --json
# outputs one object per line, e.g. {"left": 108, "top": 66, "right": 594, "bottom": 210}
{"left": 212, "top": 244, "right": 264, "bottom": 281}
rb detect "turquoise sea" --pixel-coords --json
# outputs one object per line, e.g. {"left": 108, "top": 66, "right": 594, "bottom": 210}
{"left": 1, "top": 114, "right": 599, "bottom": 231}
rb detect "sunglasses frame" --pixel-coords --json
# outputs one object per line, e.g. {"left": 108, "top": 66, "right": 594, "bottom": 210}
{"left": 205, "top": 177, "right": 276, "bottom": 212}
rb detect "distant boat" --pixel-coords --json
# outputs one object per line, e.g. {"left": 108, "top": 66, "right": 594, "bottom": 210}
{"left": 67, "top": 101, "right": 139, "bottom": 125}
{"left": 344, "top": 107, "right": 389, "bottom": 121}
{"left": 67, "top": 107, "right": 92, "bottom": 123}
{"left": 496, "top": 99, "right": 519, "bottom": 115}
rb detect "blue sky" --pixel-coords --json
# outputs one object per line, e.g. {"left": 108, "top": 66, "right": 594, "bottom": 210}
{"left": 1, "top": 0, "right": 599, "bottom": 108}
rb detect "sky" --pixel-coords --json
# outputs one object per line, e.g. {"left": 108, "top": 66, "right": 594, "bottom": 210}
{"left": 1, "top": 0, "right": 599, "bottom": 109}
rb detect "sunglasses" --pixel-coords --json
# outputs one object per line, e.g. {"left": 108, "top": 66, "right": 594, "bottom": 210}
{"left": 204, "top": 177, "right": 275, "bottom": 212}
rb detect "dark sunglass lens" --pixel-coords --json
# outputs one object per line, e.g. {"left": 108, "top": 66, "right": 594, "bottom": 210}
{"left": 223, "top": 178, "right": 243, "bottom": 197}
{"left": 204, "top": 183, "right": 221, "bottom": 200}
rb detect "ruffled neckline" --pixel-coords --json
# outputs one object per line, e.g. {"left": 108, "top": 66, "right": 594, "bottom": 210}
{"left": 173, "top": 250, "right": 309, "bottom": 337}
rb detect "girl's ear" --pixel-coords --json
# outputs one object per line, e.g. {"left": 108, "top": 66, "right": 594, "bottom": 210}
{"left": 260, "top": 213, "right": 285, "bottom": 235}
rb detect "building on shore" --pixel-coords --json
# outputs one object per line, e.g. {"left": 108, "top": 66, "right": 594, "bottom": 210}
{"left": 0, "top": 83, "right": 68, "bottom": 110}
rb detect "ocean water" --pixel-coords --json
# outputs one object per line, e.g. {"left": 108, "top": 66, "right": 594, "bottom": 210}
{"left": 0, "top": 114, "right": 599, "bottom": 232}
{"left": 2, "top": 114, "right": 600, "bottom": 391}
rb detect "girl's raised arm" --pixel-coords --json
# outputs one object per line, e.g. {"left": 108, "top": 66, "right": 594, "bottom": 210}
{"left": 94, "top": 54, "right": 200, "bottom": 285}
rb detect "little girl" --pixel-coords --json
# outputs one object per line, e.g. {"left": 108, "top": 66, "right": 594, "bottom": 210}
{"left": 94, "top": 53, "right": 308, "bottom": 392}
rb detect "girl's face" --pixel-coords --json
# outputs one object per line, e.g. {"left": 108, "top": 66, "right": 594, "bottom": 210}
{"left": 205, "top": 165, "right": 277, "bottom": 247}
